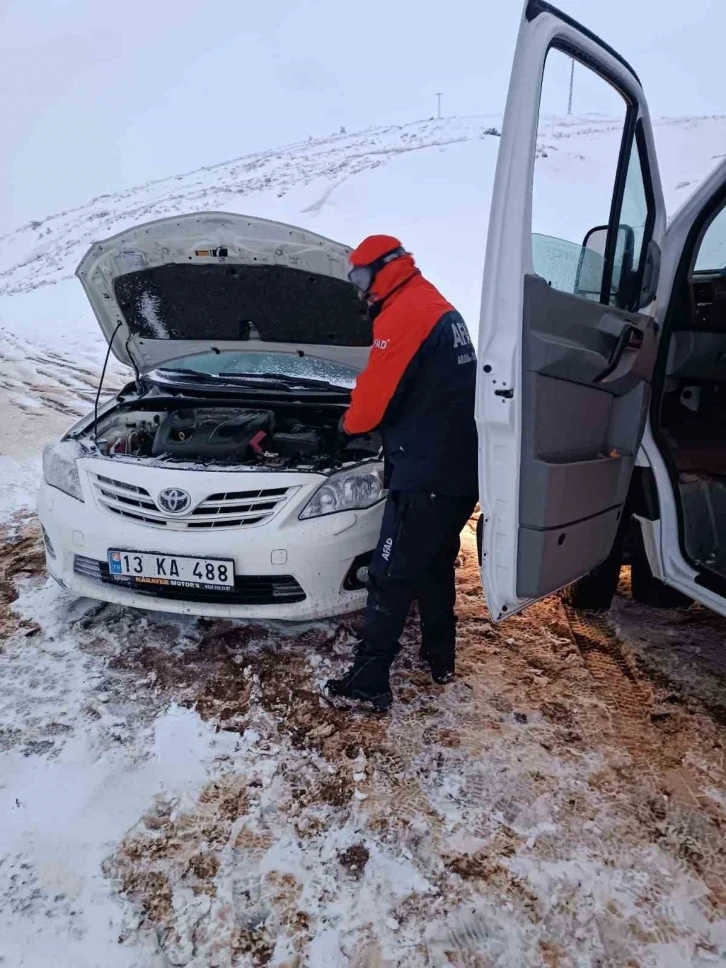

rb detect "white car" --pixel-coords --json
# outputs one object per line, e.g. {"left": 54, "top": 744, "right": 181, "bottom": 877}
{"left": 477, "top": 0, "right": 726, "bottom": 622}
{"left": 38, "top": 215, "right": 385, "bottom": 620}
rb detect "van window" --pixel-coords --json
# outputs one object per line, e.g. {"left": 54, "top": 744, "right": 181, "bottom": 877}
{"left": 531, "top": 48, "right": 654, "bottom": 311}
{"left": 695, "top": 202, "right": 726, "bottom": 272}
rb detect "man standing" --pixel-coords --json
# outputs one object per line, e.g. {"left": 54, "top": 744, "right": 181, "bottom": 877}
{"left": 326, "top": 235, "right": 478, "bottom": 713}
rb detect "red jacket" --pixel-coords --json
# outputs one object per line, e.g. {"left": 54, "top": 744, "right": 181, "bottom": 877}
{"left": 344, "top": 255, "right": 453, "bottom": 434}
{"left": 343, "top": 255, "right": 478, "bottom": 496}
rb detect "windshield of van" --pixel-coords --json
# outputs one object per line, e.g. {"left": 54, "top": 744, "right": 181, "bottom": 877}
{"left": 157, "top": 351, "right": 358, "bottom": 388}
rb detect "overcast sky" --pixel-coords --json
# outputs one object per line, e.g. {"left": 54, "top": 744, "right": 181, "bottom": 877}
{"left": 1, "top": 0, "right": 724, "bottom": 228}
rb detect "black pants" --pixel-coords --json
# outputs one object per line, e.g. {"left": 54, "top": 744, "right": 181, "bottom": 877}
{"left": 360, "top": 490, "right": 477, "bottom": 668}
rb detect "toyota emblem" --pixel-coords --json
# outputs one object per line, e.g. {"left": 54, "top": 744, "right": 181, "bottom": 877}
{"left": 157, "top": 487, "right": 192, "bottom": 514}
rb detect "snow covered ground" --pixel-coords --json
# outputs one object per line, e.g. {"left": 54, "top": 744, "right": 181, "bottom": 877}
{"left": 1, "top": 115, "right": 726, "bottom": 966}
{"left": 1, "top": 514, "right": 725, "bottom": 967}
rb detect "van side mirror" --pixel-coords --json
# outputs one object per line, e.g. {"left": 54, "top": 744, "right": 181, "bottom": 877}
{"left": 574, "top": 225, "right": 608, "bottom": 301}
{"left": 575, "top": 224, "right": 636, "bottom": 309}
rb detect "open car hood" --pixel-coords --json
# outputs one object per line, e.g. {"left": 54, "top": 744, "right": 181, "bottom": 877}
{"left": 76, "top": 212, "right": 371, "bottom": 374}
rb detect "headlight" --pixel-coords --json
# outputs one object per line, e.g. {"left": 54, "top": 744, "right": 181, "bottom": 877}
{"left": 299, "top": 462, "right": 385, "bottom": 519}
{"left": 42, "top": 441, "right": 84, "bottom": 502}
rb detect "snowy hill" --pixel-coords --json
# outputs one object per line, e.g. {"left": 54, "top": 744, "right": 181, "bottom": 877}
{"left": 0, "top": 113, "right": 725, "bottom": 457}
{"left": 2, "top": 115, "right": 725, "bottom": 300}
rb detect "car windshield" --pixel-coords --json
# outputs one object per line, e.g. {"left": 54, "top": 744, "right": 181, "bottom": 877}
{"left": 158, "top": 351, "right": 358, "bottom": 388}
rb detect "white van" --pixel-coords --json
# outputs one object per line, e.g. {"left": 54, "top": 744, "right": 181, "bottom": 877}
{"left": 477, "top": 1, "right": 726, "bottom": 621}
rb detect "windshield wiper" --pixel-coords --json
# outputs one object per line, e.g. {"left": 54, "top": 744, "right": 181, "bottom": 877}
{"left": 253, "top": 371, "right": 344, "bottom": 391}
{"left": 158, "top": 369, "right": 294, "bottom": 391}
{"left": 157, "top": 369, "right": 345, "bottom": 392}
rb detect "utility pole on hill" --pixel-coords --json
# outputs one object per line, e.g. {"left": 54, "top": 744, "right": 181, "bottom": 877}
{"left": 436, "top": 92, "right": 443, "bottom": 119}
{"left": 567, "top": 58, "right": 575, "bottom": 114}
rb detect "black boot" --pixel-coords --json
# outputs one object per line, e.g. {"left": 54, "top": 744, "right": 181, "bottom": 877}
{"left": 419, "top": 644, "right": 455, "bottom": 684}
{"left": 325, "top": 653, "right": 393, "bottom": 713}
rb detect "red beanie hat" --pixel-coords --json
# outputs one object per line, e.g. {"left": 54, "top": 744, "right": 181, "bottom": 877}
{"left": 349, "top": 234, "right": 405, "bottom": 267}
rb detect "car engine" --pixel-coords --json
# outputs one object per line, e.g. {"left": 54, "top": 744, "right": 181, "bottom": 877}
{"left": 151, "top": 408, "right": 276, "bottom": 462}
{"left": 94, "top": 404, "right": 380, "bottom": 470}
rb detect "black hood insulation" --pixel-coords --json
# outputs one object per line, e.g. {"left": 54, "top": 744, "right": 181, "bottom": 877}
{"left": 113, "top": 263, "right": 371, "bottom": 346}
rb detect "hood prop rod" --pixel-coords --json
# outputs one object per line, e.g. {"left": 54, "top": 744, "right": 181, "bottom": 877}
{"left": 93, "top": 321, "right": 122, "bottom": 441}
{"left": 125, "top": 336, "right": 142, "bottom": 391}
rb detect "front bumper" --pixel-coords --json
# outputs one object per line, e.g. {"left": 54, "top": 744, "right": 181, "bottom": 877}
{"left": 38, "top": 474, "right": 382, "bottom": 621}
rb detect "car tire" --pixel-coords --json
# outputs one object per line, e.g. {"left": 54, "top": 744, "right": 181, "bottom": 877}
{"left": 560, "top": 513, "right": 628, "bottom": 612}
{"left": 629, "top": 524, "right": 692, "bottom": 609}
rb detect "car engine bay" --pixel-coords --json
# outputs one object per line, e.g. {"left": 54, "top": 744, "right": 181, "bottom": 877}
{"left": 91, "top": 402, "right": 381, "bottom": 472}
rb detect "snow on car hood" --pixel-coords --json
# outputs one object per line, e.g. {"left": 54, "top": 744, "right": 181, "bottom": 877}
{"left": 76, "top": 212, "right": 371, "bottom": 374}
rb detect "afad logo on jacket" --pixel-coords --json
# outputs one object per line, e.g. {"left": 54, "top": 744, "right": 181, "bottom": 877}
{"left": 451, "top": 318, "right": 475, "bottom": 365}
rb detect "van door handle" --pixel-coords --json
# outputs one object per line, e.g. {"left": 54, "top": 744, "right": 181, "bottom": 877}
{"left": 594, "top": 324, "right": 643, "bottom": 383}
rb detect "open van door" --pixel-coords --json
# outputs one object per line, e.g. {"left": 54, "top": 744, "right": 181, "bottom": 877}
{"left": 477, "top": 0, "right": 667, "bottom": 621}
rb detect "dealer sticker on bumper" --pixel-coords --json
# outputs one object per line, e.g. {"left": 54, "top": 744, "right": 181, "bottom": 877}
{"left": 107, "top": 550, "right": 235, "bottom": 591}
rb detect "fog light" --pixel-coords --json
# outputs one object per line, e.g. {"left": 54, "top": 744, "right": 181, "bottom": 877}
{"left": 343, "top": 552, "right": 373, "bottom": 591}
{"left": 41, "top": 526, "right": 56, "bottom": 559}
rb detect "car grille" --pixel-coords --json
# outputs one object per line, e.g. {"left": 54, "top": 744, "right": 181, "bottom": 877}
{"left": 92, "top": 474, "right": 294, "bottom": 530}
{"left": 73, "top": 556, "right": 306, "bottom": 605}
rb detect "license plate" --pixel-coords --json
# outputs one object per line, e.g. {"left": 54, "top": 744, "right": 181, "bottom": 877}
{"left": 107, "top": 550, "right": 235, "bottom": 591}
